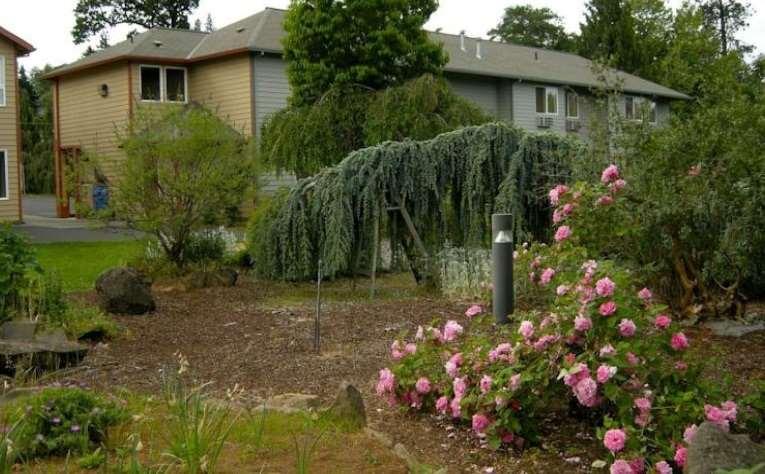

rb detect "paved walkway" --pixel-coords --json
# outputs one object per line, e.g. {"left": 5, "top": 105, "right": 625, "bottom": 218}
{"left": 14, "top": 194, "right": 144, "bottom": 243}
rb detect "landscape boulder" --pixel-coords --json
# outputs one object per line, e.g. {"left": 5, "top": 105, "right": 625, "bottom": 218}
{"left": 95, "top": 267, "right": 156, "bottom": 315}
{"left": 326, "top": 382, "right": 366, "bottom": 428}
{"left": 687, "top": 422, "right": 765, "bottom": 474}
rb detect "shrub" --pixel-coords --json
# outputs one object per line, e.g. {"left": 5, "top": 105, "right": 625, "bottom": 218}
{"left": 377, "top": 164, "right": 750, "bottom": 472}
{"left": 9, "top": 388, "right": 125, "bottom": 459}
{"left": 0, "top": 225, "right": 41, "bottom": 322}
{"left": 114, "top": 105, "right": 256, "bottom": 267}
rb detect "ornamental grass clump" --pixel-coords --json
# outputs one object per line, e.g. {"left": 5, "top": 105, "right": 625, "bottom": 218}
{"left": 378, "top": 164, "right": 754, "bottom": 473}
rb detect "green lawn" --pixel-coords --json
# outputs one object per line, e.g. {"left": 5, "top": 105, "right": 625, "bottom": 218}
{"left": 34, "top": 240, "right": 145, "bottom": 292}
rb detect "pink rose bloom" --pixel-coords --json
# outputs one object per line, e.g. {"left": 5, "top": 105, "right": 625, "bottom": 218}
{"left": 601, "top": 164, "right": 620, "bottom": 184}
{"left": 540, "top": 267, "right": 556, "bottom": 286}
{"left": 435, "top": 396, "right": 449, "bottom": 414}
{"left": 610, "top": 460, "right": 634, "bottom": 474}
{"left": 654, "top": 314, "right": 671, "bottom": 329}
{"left": 415, "top": 326, "right": 424, "bottom": 341}
{"left": 597, "top": 194, "right": 615, "bottom": 206}
{"left": 429, "top": 327, "right": 443, "bottom": 342}
{"left": 597, "top": 364, "right": 617, "bottom": 383}
{"left": 563, "top": 363, "right": 590, "bottom": 387}
{"left": 618, "top": 319, "right": 637, "bottom": 337}
{"left": 556, "top": 285, "right": 570, "bottom": 296}
{"left": 518, "top": 320, "right": 535, "bottom": 339}
{"left": 635, "top": 397, "right": 651, "bottom": 412}
{"left": 449, "top": 352, "right": 463, "bottom": 366}
{"left": 489, "top": 343, "right": 513, "bottom": 363}
{"left": 683, "top": 424, "right": 698, "bottom": 445}
{"left": 453, "top": 377, "right": 467, "bottom": 398}
{"left": 600, "top": 344, "right": 616, "bottom": 357}
{"left": 450, "top": 397, "right": 462, "bottom": 418}
{"left": 375, "top": 368, "right": 395, "bottom": 396}
{"left": 610, "top": 178, "right": 627, "bottom": 192}
{"left": 626, "top": 352, "right": 640, "bottom": 366}
{"left": 628, "top": 459, "right": 645, "bottom": 474}
{"left": 530, "top": 256, "right": 542, "bottom": 268}
{"left": 655, "top": 461, "right": 672, "bottom": 474}
{"left": 603, "top": 428, "right": 627, "bottom": 453}
{"left": 675, "top": 361, "right": 688, "bottom": 371}
{"left": 582, "top": 259, "right": 599, "bottom": 275}
{"left": 509, "top": 373, "right": 522, "bottom": 391}
{"left": 721, "top": 400, "right": 738, "bottom": 420}
{"left": 442, "top": 320, "right": 464, "bottom": 342}
{"left": 405, "top": 343, "right": 417, "bottom": 355}
{"left": 599, "top": 301, "right": 617, "bottom": 316}
{"left": 553, "top": 208, "right": 564, "bottom": 224}
{"left": 548, "top": 184, "right": 569, "bottom": 206}
{"left": 472, "top": 413, "right": 491, "bottom": 435}
{"left": 674, "top": 446, "right": 687, "bottom": 467}
{"left": 638, "top": 287, "right": 652, "bottom": 301}
{"left": 705, "top": 402, "right": 737, "bottom": 431}
{"left": 595, "top": 277, "right": 616, "bottom": 297}
{"left": 444, "top": 360, "right": 458, "bottom": 378}
{"left": 574, "top": 315, "right": 592, "bottom": 332}
{"left": 579, "top": 286, "right": 596, "bottom": 304}
{"left": 533, "top": 334, "right": 559, "bottom": 351}
{"left": 562, "top": 203, "right": 575, "bottom": 215}
{"left": 480, "top": 374, "right": 493, "bottom": 394}
{"left": 670, "top": 332, "right": 689, "bottom": 351}
{"left": 465, "top": 304, "right": 483, "bottom": 318}
{"left": 574, "top": 377, "right": 599, "bottom": 407}
{"left": 415, "top": 377, "right": 431, "bottom": 394}
{"left": 554, "top": 225, "right": 572, "bottom": 242}
{"left": 390, "top": 340, "right": 406, "bottom": 360}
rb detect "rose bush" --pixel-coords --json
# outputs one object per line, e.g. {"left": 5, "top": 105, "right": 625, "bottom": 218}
{"left": 377, "top": 165, "right": 754, "bottom": 473}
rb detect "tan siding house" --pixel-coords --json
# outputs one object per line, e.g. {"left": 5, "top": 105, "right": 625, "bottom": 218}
{"left": 0, "top": 27, "right": 33, "bottom": 222}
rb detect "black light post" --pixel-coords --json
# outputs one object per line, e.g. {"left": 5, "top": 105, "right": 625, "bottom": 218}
{"left": 492, "top": 214, "right": 514, "bottom": 324}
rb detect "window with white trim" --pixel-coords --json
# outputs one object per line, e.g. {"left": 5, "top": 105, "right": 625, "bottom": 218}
{"left": 565, "top": 91, "right": 579, "bottom": 118}
{"left": 139, "top": 65, "right": 187, "bottom": 103}
{"left": 625, "top": 96, "right": 657, "bottom": 123}
{"left": 535, "top": 86, "right": 558, "bottom": 115}
{"left": 0, "top": 56, "right": 6, "bottom": 107}
{"left": 0, "top": 150, "right": 8, "bottom": 200}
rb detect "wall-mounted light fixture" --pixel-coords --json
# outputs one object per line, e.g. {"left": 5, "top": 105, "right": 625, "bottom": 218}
{"left": 99, "top": 84, "right": 109, "bottom": 97}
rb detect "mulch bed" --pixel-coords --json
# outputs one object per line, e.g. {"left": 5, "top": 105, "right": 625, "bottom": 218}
{"left": 59, "top": 277, "right": 765, "bottom": 473}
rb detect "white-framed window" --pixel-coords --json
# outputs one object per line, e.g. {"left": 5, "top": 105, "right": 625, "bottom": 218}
{"left": 0, "top": 56, "right": 6, "bottom": 107}
{"left": 625, "top": 96, "right": 657, "bottom": 123}
{"left": 139, "top": 65, "right": 187, "bottom": 103}
{"left": 535, "top": 86, "right": 558, "bottom": 115}
{"left": 0, "top": 150, "right": 8, "bottom": 200}
{"left": 565, "top": 91, "right": 579, "bottom": 119}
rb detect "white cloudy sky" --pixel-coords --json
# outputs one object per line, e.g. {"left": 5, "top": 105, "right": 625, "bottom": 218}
{"left": 6, "top": 0, "right": 765, "bottom": 71}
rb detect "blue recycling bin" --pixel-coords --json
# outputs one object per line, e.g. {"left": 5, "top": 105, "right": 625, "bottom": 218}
{"left": 92, "top": 184, "right": 109, "bottom": 211}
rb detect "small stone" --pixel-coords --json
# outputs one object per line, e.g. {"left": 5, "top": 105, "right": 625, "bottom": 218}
{"left": 687, "top": 422, "right": 765, "bottom": 474}
{"left": 705, "top": 320, "right": 765, "bottom": 338}
{"left": 325, "top": 382, "right": 366, "bottom": 428}
{"left": 95, "top": 267, "right": 155, "bottom": 315}
{"left": 264, "top": 393, "right": 319, "bottom": 413}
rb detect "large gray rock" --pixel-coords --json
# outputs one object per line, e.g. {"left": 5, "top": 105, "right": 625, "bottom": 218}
{"left": 95, "top": 267, "right": 155, "bottom": 315}
{"left": 326, "top": 382, "right": 366, "bottom": 428}
{"left": 687, "top": 422, "right": 765, "bottom": 474}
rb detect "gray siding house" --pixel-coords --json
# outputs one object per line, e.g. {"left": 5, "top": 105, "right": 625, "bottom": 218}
{"left": 46, "top": 7, "right": 688, "bottom": 202}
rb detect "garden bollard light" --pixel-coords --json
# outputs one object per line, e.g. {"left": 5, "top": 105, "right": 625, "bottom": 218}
{"left": 492, "top": 213, "right": 514, "bottom": 324}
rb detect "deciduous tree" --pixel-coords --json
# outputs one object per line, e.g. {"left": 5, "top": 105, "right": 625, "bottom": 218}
{"left": 696, "top": 0, "right": 752, "bottom": 54}
{"left": 488, "top": 5, "right": 576, "bottom": 51}
{"left": 579, "top": 0, "right": 640, "bottom": 73}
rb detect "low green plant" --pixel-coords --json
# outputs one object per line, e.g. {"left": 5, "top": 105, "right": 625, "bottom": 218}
{"left": 50, "top": 305, "right": 120, "bottom": 341}
{"left": 77, "top": 447, "right": 106, "bottom": 469}
{"left": 0, "top": 225, "right": 42, "bottom": 322}
{"left": 9, "top": 388, "right": 126, "bottom": 459}
{"left": 0, "top": 417, "right": 23, "bottom": 473}
{"left": 292, "top": 429, "right": 325, "bottom": 474}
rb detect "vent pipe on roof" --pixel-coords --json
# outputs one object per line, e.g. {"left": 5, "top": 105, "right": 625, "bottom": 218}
{"left": 476, "top": 38, "right": 483, "bottom": 59}
{"left": 460, "top": 30, "right": 466, "bottom": 52}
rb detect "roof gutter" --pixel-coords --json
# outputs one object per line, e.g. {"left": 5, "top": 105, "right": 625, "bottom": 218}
{"left": 0, "top": 26, "right": 35, "bottom": 56}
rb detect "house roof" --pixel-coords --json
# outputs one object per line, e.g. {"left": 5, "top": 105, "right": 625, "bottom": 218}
{"left": 44, "top": 8, "right": 689, "bottom": 100}
{"left": 0, "top": 25, "right": 35, "bottom": 56}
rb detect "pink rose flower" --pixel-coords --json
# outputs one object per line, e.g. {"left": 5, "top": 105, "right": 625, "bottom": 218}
{"left": 638, "top": 287, "right": 652, "bottom": 301}
{"left": 562, "top": 203, "right": 575, "bottom": 215}
{"left": 548, "top": 184, "right": 569, "bottom": 206}
{"left": 480, "top": 375, "right": 493, "bottom": 394}
{"left": 444, "top": 360, "right": 458, "bottom": 378}
{"left": 405, "top": 343, "right": 417, "bottom": 355}
{"left": 435, "top": 396, "right": 449, "bottom": 414}
{"left": 390, "top": 340, "right": 406, "bottom": 360}
{"left": 597, "top": 364, "right": 617, "bottom": 383}
{"left": 415, "top": 377, "right": 431, "bottom": 395}
{"left": 610, "top": 460, "right": 634, "bottom": 474}
{"left": 518, "top": 320, "right": 535, "bottom": 339}
{"left": 465, "top": 304, "right": 483, "bottom": 318}
{"left": 596, "top": 277, "right": 616, "bottom": 297}
{"left": 599, "top": 301, "right": 617, "bottom": 316}
{"left": 654, "top": 314, "right": 671, "bottom": 329}
{"left": 626, "top": 352, "right": 640, "bottom": 366}
{"left": 574, "top": 315, "right": 592, "bottom": 332}
{"left": 453, "top": 377, "right": 467, "bottom": 398}
{"left": 556, "top": 284, "right": 570, "bottom": 296}
{"left": 705, "top": 401, "right": 737, "bottom": 431}
{"left": 553, "top": 208, "right": 564, "bottom": 224}
{"left": 554, "top": 225, "right": 572, "bottom": 242}
{"left": 683, "top": 424, "right": 698, "bottom": 445}
{"left": 574, "top": 376, "right": 599, "bottom": 407}
{"left": 533, "top": 334, "right": 559, "bottom": 351}
{"left": 472, "top": 413, "right": 491, "bottom": 435}
{"left": 582, "top": 259, "right": 599, "bottom": 275}
{"left": 597, "top": 194, "right": 614, "bottom": 206}
{"left": 610, "top": 178, "right": 627, "bottom": 192}
{"left": 601, "top": 164, "right": 620, "bottom": 184}
{"left": 618, "top": 319, "right": 637, "bottom": 337}
{"left": 600, "top": 344, "right": 616, "bottom": 357}
{"left": 442, "top": 320, "right": 464, "bottom": 342}
{"left": 670, "top": 332, "right": 689, "bottom": 350}
{"left": 603, "top": 428, "right": 627, "bottom": 453}
{"left": 655, "top": 461, "right": 672, "bottom": 474}
{"left": 489, "top": 343, "right": 513, "bottom": 363}
{"left": 375, "top": 368, "right": 395, "bottom": 396}
{"left": 540, "top": 267, "right": 556, "bottom": 286}
{"left": 674, "top": 446, "right": 687, "bottom": 467}
{"left": 450, "top": 397, "right": 462, "bottom": 418}
{"left": 509, "top": 373, "right": 522, "bottom": 391}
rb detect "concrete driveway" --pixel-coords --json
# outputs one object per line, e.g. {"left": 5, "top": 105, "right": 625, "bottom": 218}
{"left": 14, "top": 194, "right": 144, "bottom": 243}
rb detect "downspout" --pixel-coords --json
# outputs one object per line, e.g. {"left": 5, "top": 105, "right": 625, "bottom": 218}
{"left": 13, "top": 54, "right": 23, "bottom": 222}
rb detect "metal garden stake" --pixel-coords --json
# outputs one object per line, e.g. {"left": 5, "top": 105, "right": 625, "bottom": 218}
{"left": 492, "top": 213, "right": 514, "bottom": 324}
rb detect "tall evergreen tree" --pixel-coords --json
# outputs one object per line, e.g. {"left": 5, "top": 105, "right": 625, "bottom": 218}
{"left": 283, "top": 0, "right": 447, "bottom": 107}
{"left": 488, "top": 5, "right": 577, "bottom": 52}
{"left": 629, "top": 0, "right": 673, "bottom": 81}
{"left": 579, "top": 0, "right": 640, "bottom": 73}
{"left": 19, "top": 66, "right": 55, "bottom": 194}
{"left": 204, "top": 13, "right": 215, "bottom": 32}
{"left": 696, "top": 0, "right": 752, "bottom": 54}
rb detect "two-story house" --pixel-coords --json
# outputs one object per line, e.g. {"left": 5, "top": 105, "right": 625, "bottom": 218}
{"left": 0, "top": 26, "right": 34, "bottom": 222}
{"left": 44, "top": 7, "right": 688, "bottom": 217}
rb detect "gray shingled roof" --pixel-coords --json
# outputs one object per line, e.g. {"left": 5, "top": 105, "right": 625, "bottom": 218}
{"left": 45, "top": 7, "right": 689, "bottom": 99}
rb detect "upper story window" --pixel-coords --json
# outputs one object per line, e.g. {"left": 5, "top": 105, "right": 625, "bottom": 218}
{"left": 535, "top": 86, "right": 558, "bottom": 115}
{"left": 625, "top": 96, "right": 657, "bottom": 123}
{"left": 566, "top": 92, "right": 579, "bottom": 119}
{"left": 140, "top": 65, "right": 187, "bottom": 103}
{"left": 0, "top": 56, "right": 6, "bottom": 107}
